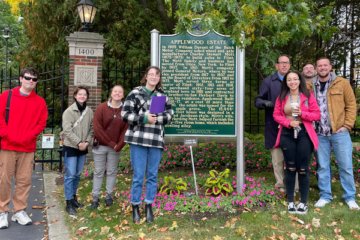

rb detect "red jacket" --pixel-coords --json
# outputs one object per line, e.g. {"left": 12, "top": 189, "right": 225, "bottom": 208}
{"left": 273, "top": 92, "right": 321, "bottom": 151}
{"left": 0, "top": 87, "right": 48, "bottom": 152}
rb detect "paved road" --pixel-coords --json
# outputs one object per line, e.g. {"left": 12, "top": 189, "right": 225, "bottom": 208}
{"left": 1, "top": 164, "right": 46, "bottom": 240}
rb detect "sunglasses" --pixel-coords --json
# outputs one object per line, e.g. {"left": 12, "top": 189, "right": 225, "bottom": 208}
{"left": 23, "top": 76, "right": 38, "bottom": 82}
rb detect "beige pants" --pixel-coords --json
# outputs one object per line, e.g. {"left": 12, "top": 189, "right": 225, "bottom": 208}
{"left": 0, "top": 150, "right": 35, "bottom": 214}
{"left": 269, "top": 148, "right": 299, "bottom": 193}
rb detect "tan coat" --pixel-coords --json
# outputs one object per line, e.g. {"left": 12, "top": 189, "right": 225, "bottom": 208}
{"left": 62, "top": 102, "right": 94, "bottom": 149}
{"left": 307, "top": 73, "right": 356, "bottom": 132}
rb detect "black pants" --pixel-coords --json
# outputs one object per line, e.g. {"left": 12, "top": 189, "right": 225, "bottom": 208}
{"left": 280, "top": 124, "right": 313, "bottom": 203}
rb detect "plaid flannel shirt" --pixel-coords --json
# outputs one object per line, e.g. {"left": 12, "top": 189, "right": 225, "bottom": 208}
{"left": 121, "top": 86, "right": 174, "bottom": 149}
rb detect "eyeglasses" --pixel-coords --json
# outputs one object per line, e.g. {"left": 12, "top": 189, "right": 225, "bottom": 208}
{"left": 148, "top": 73, "right": 160, "bottom": 78}
{"left": 287, "top": 78, "right": 300, "bottom": 82}
{"left": 23, "top": 76, "right": 38, "bottom": 82}
{"left": 77, "top": 93, "right": 87, "bottom": 97}
{"left": 303, "top": 67, "right": 314, "bottom": 70}
{"left": 277, "top": 62, "right": 290, "bottom": 65}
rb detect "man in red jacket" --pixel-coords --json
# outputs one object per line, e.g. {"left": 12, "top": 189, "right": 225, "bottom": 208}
{"left": 0, "top": 67, "right": 48, "bottom": 229}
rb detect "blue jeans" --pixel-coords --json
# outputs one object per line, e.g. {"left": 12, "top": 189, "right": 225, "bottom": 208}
{"left": 64, "top": 152, "right": 87, "bottom": 200}
{"left": 130, "top": 144, "right": 163, "bottom": 205}
{"left": 317, "top": 132, "right": 356, "bottom": 202}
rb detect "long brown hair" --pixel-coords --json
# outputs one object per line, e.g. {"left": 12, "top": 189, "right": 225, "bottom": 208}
{"left": 279, "top": 71, "right": 310, "bottom": 101}
{"left": 140, "top": 66, "right": 163, "bottom": 90}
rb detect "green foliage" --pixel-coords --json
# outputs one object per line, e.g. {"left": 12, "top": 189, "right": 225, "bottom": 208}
{"left": 16, "top": 0, "right": 170, "bottom": 67}
{"left": 175, "top": 0, "right": 338, "bottom": 75}
{"left": 245, "top": 132, "right": 265, "bottom": 142}
{"left": 204, "top": 169, "right": 233, "bottom": 196}
{"left": 0, "top": 1, "right": 26, "bottom": 72}
{"left": 159, "top": 176, "right": 187, "bottom": 195}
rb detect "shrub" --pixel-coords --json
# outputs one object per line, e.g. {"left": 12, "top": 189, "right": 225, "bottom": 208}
{"left": 204, "top": 169, "right": 234, "bottom": 196}
{"left": 159, "top": 176, "right": 187, "bottom": 195}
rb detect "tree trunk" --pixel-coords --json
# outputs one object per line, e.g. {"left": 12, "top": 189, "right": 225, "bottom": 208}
{"left": 156, "top": 0, "right": 174, "bottom": 33}
{"left": 171, "top": 0, "right": 178, "bottom": 28}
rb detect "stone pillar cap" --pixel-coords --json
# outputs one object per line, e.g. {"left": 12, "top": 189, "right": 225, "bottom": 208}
{"left": 66, "top": 32, "right": 107, "bottom": 44}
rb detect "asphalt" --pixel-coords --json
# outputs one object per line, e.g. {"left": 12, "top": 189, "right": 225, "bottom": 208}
{"left": 1, "top": 164, "right": 46, "bottom": 240}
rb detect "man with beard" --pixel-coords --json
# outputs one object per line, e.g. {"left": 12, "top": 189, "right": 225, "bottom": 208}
{"left": 307, "top": 57, "right": 359, "bottom": 210}
{"left": 302, "top": 63, "right": 316, "bottom": 83}
{"left": 254, "top": 54, "right": 298, "bottom": 196}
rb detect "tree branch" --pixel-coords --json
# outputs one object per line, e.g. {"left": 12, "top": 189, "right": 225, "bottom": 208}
{"left": 156, "top": 0, "right": 174, "bottom": 33}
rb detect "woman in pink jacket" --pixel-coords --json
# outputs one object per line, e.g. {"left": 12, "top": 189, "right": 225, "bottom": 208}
{"left": 273, "top": 70, "right": 320, "bottom": 215}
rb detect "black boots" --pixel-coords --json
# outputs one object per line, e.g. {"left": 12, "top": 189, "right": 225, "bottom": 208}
{"left": 145, "top": 204, "right": 154, "bottom": 223}
{"left": 66, "top": 200, "right": 77, "bottom": 215}
{"left": 105, "top": 197, "right": 113, "bottom": 207}
{"left": 72, "top": 195, "right": 84, "bottom": 208}
{"left": 132, "top": 205, "right": 141, "bottom": 223}
{"left": 91, "top": 199, "right": 100, "bottom": 209}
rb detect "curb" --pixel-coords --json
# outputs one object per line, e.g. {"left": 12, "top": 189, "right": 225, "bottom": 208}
{"left": 44, "top": 171, "right": 70, "bottom": 240}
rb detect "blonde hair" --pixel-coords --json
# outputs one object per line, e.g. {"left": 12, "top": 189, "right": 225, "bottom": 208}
{"left": 108, "top": 85, "right": 125, "bottom": 102}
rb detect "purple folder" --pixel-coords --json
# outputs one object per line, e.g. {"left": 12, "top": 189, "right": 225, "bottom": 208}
{"left": 150, "top": 96, "right": 166, "bottom": 113}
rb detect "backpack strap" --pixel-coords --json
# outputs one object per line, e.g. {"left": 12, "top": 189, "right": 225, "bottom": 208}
{"left": 5, "top": 89, "right": 12, "bottom": 124}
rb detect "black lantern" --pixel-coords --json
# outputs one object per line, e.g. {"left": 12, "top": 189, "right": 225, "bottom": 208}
{"left": 76, "top": 0, "right": 98, "bottom": 32}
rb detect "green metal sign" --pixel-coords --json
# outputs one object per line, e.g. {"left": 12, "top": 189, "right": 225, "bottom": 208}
{"left": 159, "top": 31, "right": 238, "bottom": 136}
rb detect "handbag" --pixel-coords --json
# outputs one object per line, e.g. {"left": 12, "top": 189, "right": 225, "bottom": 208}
{"left": 0, "top": 89, "right": 12, "bottom": 149}
{"left": 60, "top": 107, "right": 89, "bottom": 141}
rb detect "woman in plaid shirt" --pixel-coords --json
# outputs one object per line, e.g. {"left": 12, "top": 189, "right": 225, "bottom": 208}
{"left": 121, "top": 66, "right": 174, "bottom": 223}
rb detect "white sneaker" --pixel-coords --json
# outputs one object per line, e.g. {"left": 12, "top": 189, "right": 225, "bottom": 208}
{"left": 347, "top": 201, "right": 360, "bottom": 210}
{"left": 0, "top": 212, "right": 8, "bottom": 229}
{"left": 11, "top": 211, "right": 32, "bottom": 225}
{"left": 314, "top": 199, "right": 330, "bottom": 208}
{"left": 287, "top": 202, "right": 296, "bottom": 214}
{"left": 296, "top": 203, "right": 308, "bottom": 215}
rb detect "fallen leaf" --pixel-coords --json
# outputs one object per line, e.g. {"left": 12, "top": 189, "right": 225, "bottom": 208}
{"left": 29, "top": 213, "right": 33, "bottom": 217}
{"left": 201, "top": 217, "right": 207, "bottom": 221}
{"left": 270, "top": 225, "right": 277, "bottom": 229}
{"left": 160, "top": 227, "right": 168, "bottom": 233}
{"left": 50, "top": 219, "right": 59, "bottom": 224}
{"left": 327, "top": 222, "right": 337, "bottom": 227}
{"left": 213, "top": 236, "right": 225, "bottom": 240}
{"left": 32, "top": 206, "right": 43, "bottom": 209}
{"left": 272, "top": 215, "right": 282, "bottom": 221}
{"left": 39, "top": 190, "right": 43, "bottom": 193}
{"left": 34, "top": 222, "right": 40, "bottom": 225}
{"left": 290, "top": 233, "right": 298, "bottom": 240}
{"left": 334, "top": 228, "right": 341, "bottom": 234}
{"left": 339, "top": 202, "right": 343, "bottom": 206}
{"left": 312, "top": 218, "right": 320, "bottom": 228}
{"left": 299, "top": 233, "right": 306, "bottom": 240}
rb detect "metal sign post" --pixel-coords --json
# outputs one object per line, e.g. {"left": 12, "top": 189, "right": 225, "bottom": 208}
{"left": 184, "top": 138, "right": 198, "bottom": 196}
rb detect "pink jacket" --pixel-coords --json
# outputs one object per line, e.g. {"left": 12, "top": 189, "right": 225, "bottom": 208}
{"left": 273, "top": 92, "right": 321, "bottom": 151}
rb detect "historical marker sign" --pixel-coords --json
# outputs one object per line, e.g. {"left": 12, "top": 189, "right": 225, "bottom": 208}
{"left": 159, "top": 31, "right": 238, "bottom": 136}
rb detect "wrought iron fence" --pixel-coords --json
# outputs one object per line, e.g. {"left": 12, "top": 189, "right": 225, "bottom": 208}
{"left": 102, "top": 60, "right": 147, "bottom": 101}
{"left": 0, "top": 59, "right": 67, "bottom": 171}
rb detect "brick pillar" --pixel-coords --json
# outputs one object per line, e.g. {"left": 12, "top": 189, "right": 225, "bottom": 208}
{"left": 66, "top": 32, "right": 107, "bottom": 162}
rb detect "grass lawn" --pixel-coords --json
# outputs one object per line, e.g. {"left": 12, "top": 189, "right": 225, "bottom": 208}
{"left": 54, "top": 169, "right": 360, "bottom": 240}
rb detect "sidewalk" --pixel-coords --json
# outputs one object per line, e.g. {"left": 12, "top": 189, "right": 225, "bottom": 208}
{"left": 43, "top": 171, "right": 69, "bottom": 240}
{"left": 1, "top": 164, "right": 46, "bottom": 240}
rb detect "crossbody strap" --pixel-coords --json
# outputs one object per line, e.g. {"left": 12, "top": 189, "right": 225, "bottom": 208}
{"left": 73, "top": 107, "right": 88, "bottom": 129}
{"left": 5, "top": 89, "right": 12, "bottom": 124}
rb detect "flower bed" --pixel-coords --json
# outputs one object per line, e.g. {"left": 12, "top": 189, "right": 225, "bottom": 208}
{"left": 82, "top": 142, "right": 360, "bottom": 177}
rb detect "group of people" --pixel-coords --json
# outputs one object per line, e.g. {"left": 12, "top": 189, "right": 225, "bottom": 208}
{"left": 255, "top": 55, "right": 359, "bottom": 214}
{"left": 0, "top": 66, "right": 174, "bottom": 229}
{"left": 0, "top": 55, "right": 358, "bottom": 230}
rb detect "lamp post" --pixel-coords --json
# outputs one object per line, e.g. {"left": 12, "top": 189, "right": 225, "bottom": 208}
{"left": 76, "top": 0, "right": 98, "bottom": 32}
{"left": 3, "top": 27, "right": 10, "bottom": 88}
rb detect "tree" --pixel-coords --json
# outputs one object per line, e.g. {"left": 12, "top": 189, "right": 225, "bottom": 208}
{"left": 0, "top": 1, "right": 25, "bottom": 74}
{"left": 15, "top": 0, "right": 170, "bottom": 67}
{"left": 175, "top": 0, "right": 338, "bottom": 75}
